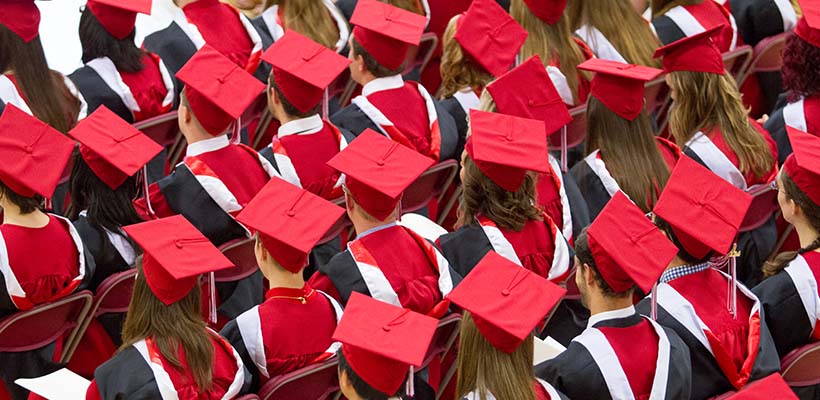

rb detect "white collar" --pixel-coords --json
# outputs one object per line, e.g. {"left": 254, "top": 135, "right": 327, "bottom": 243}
{"left": 186, "top": 135, "right": 230, "bottom": 157}
{"left": 587, "top": 305, "right": 636, "bottom": 328}
{"left": 278, "top": 114, "right": 324, "bottom": 138}
{"left": 361, "top": 75, "right": 405, "bottom": 97}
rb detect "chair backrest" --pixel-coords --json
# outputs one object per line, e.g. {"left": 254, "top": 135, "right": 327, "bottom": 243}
{"left": 421, "top": 313, "right": 462, "bottom": 370}
{"left": 563, "top": 267, "right": 580, "bottom": 301}
{"left": 215, "top": 238, "right": 260, "bottom": 282}
{"left": 0, "top": 291, "right": 93, "bottom": 357}
{"left": 739, "top": 183, "right": 778, "bottom": 232}
{"left": 259, "top": 357, "right": 341, "bottom": 400}
{"left": 548, "top": 105, "right": 587, "bottom": 150}
{"left": 403, "top": 160, "right": 459, "bottom": 214}
{"left": 644, "top": 75, "right": 670, "bottom": 116}
{"left": 403, "top": 32, "right": 438, "bottom": 76}
{"left": 738, "top": 32, "right": 791, "bottom": 87}
{"left": 781, "top": 341, "right": 820, "bottom": 386}
{"left": 722, "top": 45, "right": 753, "bottom": 82}
{"left": 134, "top": 112, "right": 180, "bottom": 149}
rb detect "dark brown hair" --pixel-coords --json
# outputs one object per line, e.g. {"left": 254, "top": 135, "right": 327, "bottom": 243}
{"left": 351, "top": 37, "right": 406, "bottom": 77}
{"left": 79, "top": 8, "right": 145, "bottom": 73}
{"left": 763, "top": 172, "right": 820, "bottom": 277}
{"left": 0, "top": 180, "right": 43, "bottom": 214}
{"left": 269, "top": 71, "right": 321, "bottom": 118}
{"left": 574, "top": 228, "right": 634, "bottom": 298}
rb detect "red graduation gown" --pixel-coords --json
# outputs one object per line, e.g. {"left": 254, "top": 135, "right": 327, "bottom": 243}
{"left": 652, "top": 0, "right": 739, "bottom": 52}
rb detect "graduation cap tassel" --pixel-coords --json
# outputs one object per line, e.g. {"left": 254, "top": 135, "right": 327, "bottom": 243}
{"left": 406, "top": 366, "right": 415, "bottom": 398}
{"left": 209, "top": 271, "right": 218, "bottom": 324}
{"left": 560, "top": 126, "right": 568, "bottom": 173}
{"left": 728, "top": 243, "right": 740, "bottom": 320}
{"left": 322, "top": 88, "right": 330, "bottom": 120}
{"left": 142, "top": 165, "right": 156, "bottom": 219}
{"left": 230, "top": 118, "right": 241, "bottom": 145}
{"left": 650, "top": 283, "right": 658, "bottom": 321}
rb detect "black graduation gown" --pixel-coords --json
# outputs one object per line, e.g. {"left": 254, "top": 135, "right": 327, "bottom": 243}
{"left": 569, "top": 159, "right": 611, "bottom": 222}
{"left": 438, "top": 96, "right": 468, "bottom": 159}
{"left": 68, "top": 67, "right": 137, "bottom": 124}
{"left": 535, "top": 313, "right": 692, "bottom": 400}
{"left": 728, "top": 0, "right": 796, "bottom": 46}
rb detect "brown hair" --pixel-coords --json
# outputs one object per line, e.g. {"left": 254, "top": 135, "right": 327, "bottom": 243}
{"left": 121, "top": 260, "right": 215, "bottom": 392}
{"left": 510, "top": 0, "right": 589, "bottom": 104}
{"left": 438, "top": 15, "right": 493, "bottom": 99}
{"left": 574, "top": 227, "right": 635, "bottom": 298}
{"left": 0, "top": 26, "right": 81, "bottom": 134}
{"left": 566, "top": 0, "right": 661, "bottom": 67}
{"left": 668, "top": 71, "right": 774, "bottom": 179}
{"left": 763, "top": 172, "right": 820, "bottom": 277}
{"left": 381, "top": 0, "right": 424, "bottom": 15}
{"left": 0, "top": 180, "right": 43, "bottom": 215}
{"left": 456, "top": 312, "right": 537, "bottom": 400}
{"left": 457, "top": 154, "right": 542, "bottom": 231}
{"left": 650, "top": 0, "right": 702, "bottom": 19}
{"left": 350, "top": 37, "right": 405, "bottom": 77}
{"left": 585, "top": 96, "right": 671, "bottom": 212}
{"left": 264, "top": 0, "right": 341, "bottom": 50}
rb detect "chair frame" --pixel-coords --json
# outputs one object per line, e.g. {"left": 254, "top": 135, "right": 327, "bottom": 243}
{"left": 781, "top": 341, "right": 820, "bottom": 387}
{"left": 737, "top": 32, "right": 791, "bottom": 88}
{"left": 258, "top": 357, "right": 342, "bottom": 400}
{"left": 403, "top": 160, "right": 459, "bottom": 215}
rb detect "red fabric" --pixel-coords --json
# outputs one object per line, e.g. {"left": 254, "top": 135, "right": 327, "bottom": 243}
{"left": 133, "top": 181, "right": 175, "bottom": 220}
{"left": 579, "top": 59, "right": 663, "bottom": 121}
{"left": 356, "top": 225, "right": 443, "bottom": 315}
{"left": 255, "top": 285, "right": 338, "bottom": 382}
{"left": 0, "top": 215, "right": 80, "bottom": 308}
{"left": 655, "top": 137, "right": 682, "bottom": 170}
{"left": 366, "top": 82, "right": 435, "bottom": 157}
{"left": 669, "top": 268, "right": 757, "bottom": 386}
{"left": 276, "top": 122, "right": 343, "bottom": 199}
{"left": 496, "top": 218, "right": 562, "bottom": 281}
{"left": 182, "top": 0, "right": 254, "bottom": 70}
{"left": 307, "top": 272, "right": 342, "bottom": 301}
{"left": 597, "top": 319, "right": 660, "bottom": 400}
{"left": 67, "top": 320, "right": 117, "bottom": 378}
{"left": 152, "top": 334, "right": 241, "bottom": 399}
{"left": 0, "top": 0, "right": 40, "bottom": 43}
{"left": 704, "top": 120, "right": 778, "bottom": 187}
{"left": 421, "top": 0, "right": 472, "bottom": 93}
{"left": 806, "top": 97, "right": 820, "bottom": 135}
{"left": 120, "top": 53, "right": 171, "bottom": 122}
{"left": 189, "top": 144, "right": 270, "bottom": 209}
{"left": 683, "top": 1, "right": 738, "bottom": 52}
{"left": 536, "top": 169, "right": 564, "bottom": 234}
{"left": 85, "top": 380, "right": 101, "bottom": 400}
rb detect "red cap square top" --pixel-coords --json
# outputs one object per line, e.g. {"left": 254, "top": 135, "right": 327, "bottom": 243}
{"left": 796, "top": 0, "right": 820, "bottom": 48}
{"left": 447, "top": 251, "right": 566, "bottom": 353}
{"left": 176, "top": 45, "right": 266, "bottom": 135}
{"left": 465, "top": 109, "right": 549, "bottom": 192}
{"left": 587, "top": 192, "right": 679, "bottom": 293}
{"left": 653, "top": 157, "right": 752, "bottom": 259}
{"left": 486, "top": 56, "right": 571, "bottom": 134}
{"left": 453, "top": 0, "right": 527, "bottom": 77}
{"left": 784, "top": 126, "right": 820, "bottom": 206}
{"left": 653, "top": 25, "right": 725, "bottom": 75}
{"left": 0, "top": 0, "right": 40, "bottom": 43}
{"left": 123, "top": 215, "right": 234, "bottom": 305}
{"left": 727, "top": 373, "right": 798, "bottom": 399}
{"left": 87, "top": 0, "right": 152, "bottom": 39}
{"left": 333, "top": 292, "right": 438, "bottom": 396}
{"left": 262, "top": 31, "right": 351, "bottom": 113}
{"left": 523, "top": 0, "right": 568, "bottom": 25}
{"left": 577, "top": 58, "right": 663, "bottom": 121}
{"left": 350, "top": 0, "right": 427, "bottom": 70}
{"left": 68, "top": 106, "right": 163, "bottom": 190}
{"left": 236, "top": 178, "right": 345, "bottom": 273}
{"left": 0, "top": 105, "right": 75, "bottom": 198}
{"left": 327, "top": 129, "right": 434, "bottom": 220}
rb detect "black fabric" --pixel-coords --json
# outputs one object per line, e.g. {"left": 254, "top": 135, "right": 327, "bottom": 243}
{"left": 652, "top": 15, "right": 688, "bottom": 45}
{"left": 0, "top": 342, "right": 61, "bottom": 400}
{"left": 753, "top": 271, "right": 815, "bottom": 358}
{"left": 220, "top": 317, "right": 261, "bottom": 391}
{"left": 569, "top": 159, "right": 611, "bottom": 222}
{"left": 216, "top": 270, "right": 265, "bottom": 321}
{"left": 335, "top": 0, "right": 356, "bottom": 21}
{"left": 438, "top": 96, "right": 467, "bottom": 160}
{"left": 330, "top": 103, "right": 379, "bottom": 138}
{"left": 318, "top": 251, "right": 371, "bottom": 305}
{"left": 68, "top": 66, "right": 134, "bottom": 123}
{"left": 729, "top": 0, "right": 788, "bottom": 46}
{"left": 438, "top": 224, "right": 493, "bottom": 278}
{"left": 142, "top": 23, "right": 198, "bottom": 106}
{"left": 792, "top": 384, "right": 820, "bottom": 400}
{"left": 250, "top": 17, "right": 275, "bottom": 50}
{"left": 93, "top": 346, "right": 165, "bottom": 399}
{"left": 0, "top": 100, "right": 5, "bottom": 116}
{"left": 562, "top": 170, "right": 591, "bottom": 237}
{"left": 764, "top": 105, "right": 792, "bottom": 165}
{"left": 72, "top": 215, "right": 131, "bottom": 291}
{"left": 541, "top": 300, "right": 589, "bottom": 347}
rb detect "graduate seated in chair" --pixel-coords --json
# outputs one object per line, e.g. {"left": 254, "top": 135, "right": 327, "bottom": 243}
{"left": 536, "top": 193, "right": 692, "bottom": 400}
{"left": 330, "top": 0, "right": 458, "bottom": 161}
{"left": 220, "top": 178, "right": 345, "bottom": 391}
{"left": 636, "top": 157, "right": 780, "bottom": 400}
{"left": 308, "top": 130, "right": 456, "bottom": 317}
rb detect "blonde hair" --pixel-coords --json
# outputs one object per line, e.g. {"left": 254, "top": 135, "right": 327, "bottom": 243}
{"left": 438, "top": 15, "right": 493, "bottom": 99}
{"left": 265, "top": 0, "right": 341, "bottom": 50}
{"left": 510, "top": 0, "right": 590, "bottom": 104}
{"left": 650, "top": 0, "right": 702, "bottom": 19}
{"left": 567, "top": 0, "right": 660, "bottom": 67}
{"left": 668, "top": 71, "right": 774, "bottom": 179}
{"left": 456, "top": 312, "right": 538, "bottom": 400}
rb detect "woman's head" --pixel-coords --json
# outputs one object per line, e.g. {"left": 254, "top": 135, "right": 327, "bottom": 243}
{"left": 79, "top": 7, "right": 145, "bottom": 73}
{"left": 763, "top": 169, "right": 820, "bottom": 276}
{"left": 122, "top": 259, "right": 215, "bottom": 392}
{"left": 457, "top": 151, "right": 542, "bottom": 231}
{"left": 0, "top": 180, "right": 43, "bottom": 215}
{"left": 586, "top": 96, "right": 670, "bottom": 212}
{"left": 667, "top": 70, "right": 774, "bottom": 179}
{"left": 438, "top": 15, "right": 493, "bottom": 98}
{"left": 265, "top": 0, "right": 341, "bottom": 50}
{"left": 782, "top": 33, "right": 820, "bottom": 102}
{"left": 456, "top": 312, "right": 537, "bottom": 400}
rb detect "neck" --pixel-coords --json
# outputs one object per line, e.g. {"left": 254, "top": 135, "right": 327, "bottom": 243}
{"left": 351, "top": 216, "right": 396, "bottom": 238}
{"left": 266, "top": 268, "right": 305, "bottom": 290}
{"left": 665, "top": 255, "right": 688, "bottom": 270}
{"left": 2, "top": 207, "right": 49, "bottom": 228}
{"left": 182, "top": 126, "right": 217, "bottom": 146}
{"left": 275, "top": 110, "right": 299, "bottom": 125}
{"left": 174, "top": 0, "right": 198, "bottom": 8}
{"left": 795, "top": 222, "right": 820, "bottom": 249}
{"left": 357, "top": 73, "right": 378, "bottom": 87}
{"left": 587, "top": 292, "right": 634, "bottom": 316}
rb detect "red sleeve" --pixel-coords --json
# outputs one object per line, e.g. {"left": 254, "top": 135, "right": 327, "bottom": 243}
{"left": 308, "top": 272, "right": 342, "bottom": 302}
{"left": 133, "top": 182, "right": 174, "bottom": 220}
{"left": 750, "top": 118, "right": 780, "bottom": 182}
{"left": 85, "top": 380, "right": 101, "bottom": 400}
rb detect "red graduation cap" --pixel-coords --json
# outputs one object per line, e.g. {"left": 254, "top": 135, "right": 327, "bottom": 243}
{"left": 68, "top": 106, "right": 163, "bottom": 190}
{"left": 727, "top": 373, "right": 798, "bottom": 399}
{"left": 587, "top": 192, "right": 679, "bottom": 293}
{"left": 653, "top": 157, "right": 752, "bottom": 259}
{"left": 333, "top": 292, "right": 438, "bottom": 396}
{"left": 327, "top": 129, "right": 434, "bottom": 220}
{"left": 123, "top": 215, "right": 234, "bottom": 305}
{"left": 262, "top": 31, "right": 351, "bottom": 113}
{"left": 654, "top": 25, "right": 725, "bottom": 74}
{"left": 523, "top": 0, "right": 567, "bottom": 25}
{"left": 453, "top": 0, "right": 527, "bottom": 77}
{"left": 485, "top": 56, "right": 571, "bottom": 134}
{"left": 350, "top": 0, "right": 427, "bottom": 70}
{"left": 465, "top": 109, "right": 549, "bottom": 192}
{"left": 87, "top": 0, "right": 152, "bottom": 40}
{"left": 796, "top": 0, "right": 820, "bottom": 48}
{"left": 176, "top": 45, "right": 266, "bottom": 135}
{"left": 447, "top": 251, "right": 566, "bottom": 353}
{"left": 784, "top": 126, "right": 820, "bottom": 206}
{"left": 0, "top": 0, "right": 40, "bottom": 43}
{"left": 236, "top": 178, "right": 345, "bottom": 273}
{"left": 577, "top": 58, "right": 663, "bottom": 121}
{"left": 0, "top": 105, "right": 74, "bottom": 198}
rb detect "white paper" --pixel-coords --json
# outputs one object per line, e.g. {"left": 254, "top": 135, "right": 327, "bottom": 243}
{"left": 533, "top": 336, "right": 566, "bottom": 366}
{"left": 15, "top": 368, "right": 91, "bottom": 400}
{"left": 398, "top": 213, "right": 448, "bottom": 242}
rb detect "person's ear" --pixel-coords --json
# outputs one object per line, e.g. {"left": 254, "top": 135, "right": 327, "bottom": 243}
{"left": 179, "top": 102, "right": 192, "bottom": 124}
{"left": 356, "top": 54, "right": 366, "bottom": 73}
{"left": 338, "top": 369, "right": 354, "bottom": 396}
{"left": 583, "top": 263, "right": 596, "bottom": 289}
